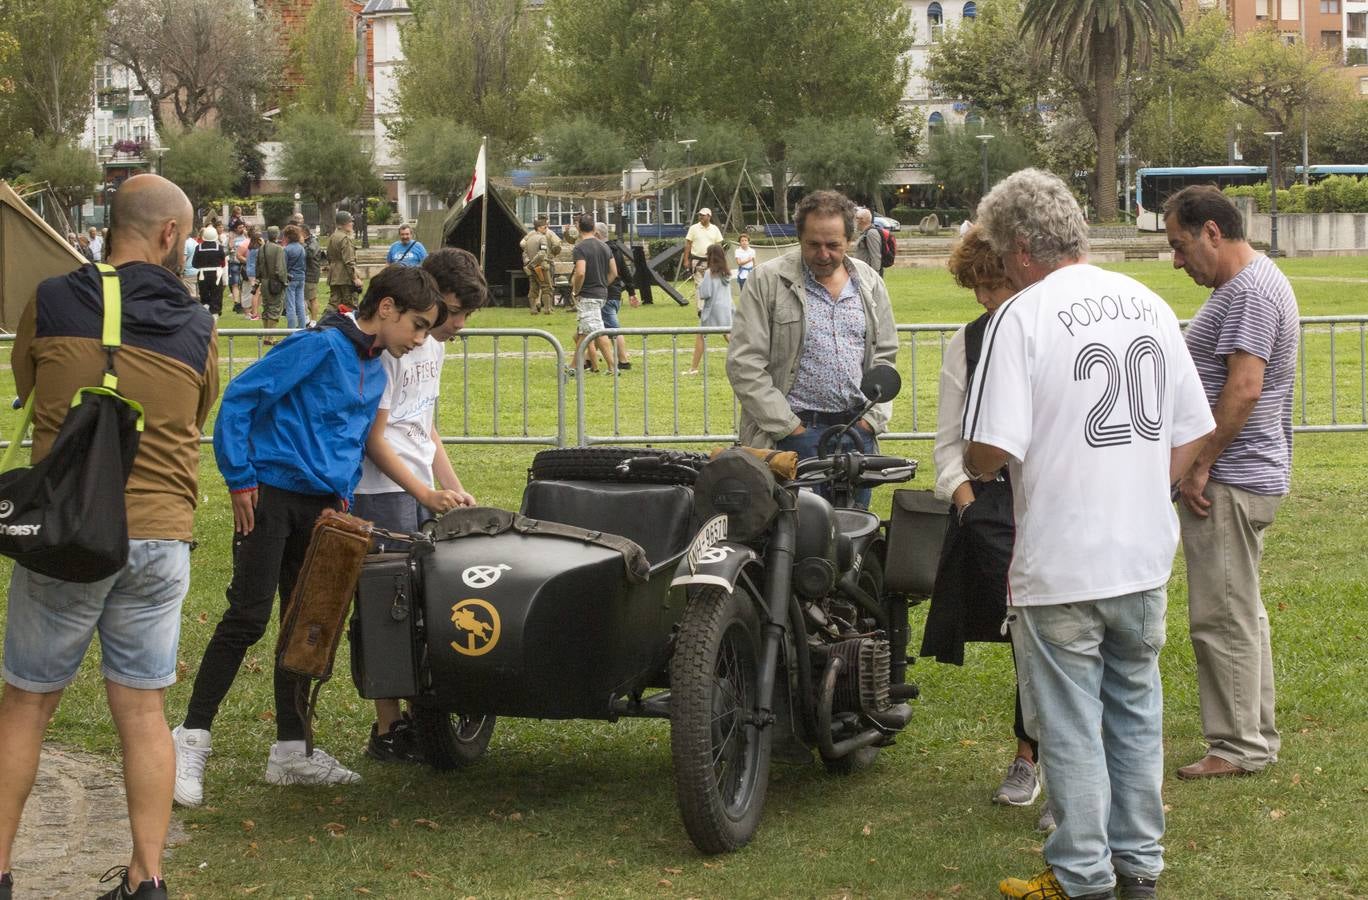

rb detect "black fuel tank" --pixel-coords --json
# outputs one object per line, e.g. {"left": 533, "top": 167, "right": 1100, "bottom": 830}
{"left": 421, "top": 531, "right": 685, "bottom": 719}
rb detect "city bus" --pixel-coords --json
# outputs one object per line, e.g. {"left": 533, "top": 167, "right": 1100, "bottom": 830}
{"left": 1134, "top": 165, "right": 1368, "bottom": 230}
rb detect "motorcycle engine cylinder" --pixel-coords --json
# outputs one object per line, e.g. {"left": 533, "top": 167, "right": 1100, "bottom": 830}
{"left": 829, "top": 638, "right": 893, "bottom": 716}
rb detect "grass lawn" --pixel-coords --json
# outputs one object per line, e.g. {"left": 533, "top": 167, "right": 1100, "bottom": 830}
{"left": 3, "top": 257, "right": 1367, "bottom": 898}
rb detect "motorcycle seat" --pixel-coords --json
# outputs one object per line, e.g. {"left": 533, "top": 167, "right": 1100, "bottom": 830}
{"left": 520, "top": 480, "right": 696, "bottom": 571}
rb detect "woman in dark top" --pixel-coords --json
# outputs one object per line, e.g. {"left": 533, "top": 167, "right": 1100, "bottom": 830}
{"left": 191, "top": 226, "right": 227, "bottom": 318}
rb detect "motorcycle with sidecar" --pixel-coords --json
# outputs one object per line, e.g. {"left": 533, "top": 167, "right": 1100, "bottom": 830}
{"left": 348, "top": 367, "right": 930, "bottom": 853}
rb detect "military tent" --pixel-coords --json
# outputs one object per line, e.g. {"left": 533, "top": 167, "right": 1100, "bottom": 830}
{"left": 0, "top": 181, "right": 84, "bottom": 331}
{"left": 440, "top": 188, "right": 526, "bottom": 304}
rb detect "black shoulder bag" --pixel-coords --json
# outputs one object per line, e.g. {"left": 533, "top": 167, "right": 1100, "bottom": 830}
{"left": 0, "top": 264, "right": 145, "bottom": 582}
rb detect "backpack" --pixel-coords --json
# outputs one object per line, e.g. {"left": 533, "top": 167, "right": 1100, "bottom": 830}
{"left": 875, "top": 225, "right": 896, "bottom": 270}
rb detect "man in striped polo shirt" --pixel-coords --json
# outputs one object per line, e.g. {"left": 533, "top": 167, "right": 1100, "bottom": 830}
{"left": 1163, "top": 186, "right": 1299, "bottom": 781}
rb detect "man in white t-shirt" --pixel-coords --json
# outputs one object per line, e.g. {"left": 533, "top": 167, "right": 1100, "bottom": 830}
{"left": 353, "top": 247, "right": 489, "bottom": 763}
{"left": 683, "top": 207, "right": 723, "bottom": 287}
{"left": 962, "top": 170, "right": 1214, "bottom": 900}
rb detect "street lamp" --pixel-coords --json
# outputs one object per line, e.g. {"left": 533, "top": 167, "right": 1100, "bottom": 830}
{"left": 293, "top": 191, "right": 302, "bottom": 217}
{"left": 678, "top": 138, "right": 697, "bottom": 221}
{"left": 976, "top": 133, "right": 994, "bottom": 198}
{"left": 1264, "top": 131, "right": 1283, "bottom": 258}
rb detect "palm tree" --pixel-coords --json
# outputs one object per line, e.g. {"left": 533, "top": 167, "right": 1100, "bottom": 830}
{"left": 1021, "top": 0, "right": 1183, "bottom": 221}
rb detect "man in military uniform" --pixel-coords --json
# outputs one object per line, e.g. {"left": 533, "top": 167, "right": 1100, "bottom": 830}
{"left": 326, "top": 210, "right": 362, "bottom": 314}
{"left": 256, "top": 225, "right": 288, "bottom": 343}
{"left": 520, "top": 217, "right": 562, "bottom": 314}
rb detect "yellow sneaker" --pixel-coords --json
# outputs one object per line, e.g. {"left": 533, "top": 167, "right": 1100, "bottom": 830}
{"left": 999, "top": 868, "right": 1114, "bottom": 899}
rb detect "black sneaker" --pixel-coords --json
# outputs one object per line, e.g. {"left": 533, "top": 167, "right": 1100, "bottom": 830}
{"left": 232, "top": 304, "right": 243, "bottom": 314}
{"left": 1117, "top": 874, "right": 1158, "bottom": 899}
{"left": 96, "top": 867, "right": 168, "bottom": 899}
{"left": 617, "top": 361, "right": 632, "bottom": 370}
{"left": 364, "top": 717, "right": 426, "bottom": 764}
{"left": 1, "top": 871, "right": 12, "bottom": 900}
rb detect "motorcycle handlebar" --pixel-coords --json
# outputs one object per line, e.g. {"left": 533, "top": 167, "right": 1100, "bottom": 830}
{"left": 858, "top": 454, "right": 917, "bottom": 474}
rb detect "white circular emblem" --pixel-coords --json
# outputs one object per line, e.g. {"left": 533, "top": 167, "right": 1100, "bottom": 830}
{"left": 0, "top": 500, "right": 13, "bottom": 519}
{"left": 697, "top": 546, "right": 734, "bottom": 565}
{"left": 462, "top": 563, "right": 510, "bottom": 589}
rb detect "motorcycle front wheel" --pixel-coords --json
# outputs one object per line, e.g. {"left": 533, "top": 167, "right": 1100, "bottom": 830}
{"left": 670, "top": 585, "right": 772, "bottom": 854}
{"left": 411, "top": 698, "right": 496, "bottom": 770}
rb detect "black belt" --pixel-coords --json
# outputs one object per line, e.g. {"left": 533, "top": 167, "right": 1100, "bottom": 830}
{"left": 794, "top": 408, "right": 862, "bottom": 428}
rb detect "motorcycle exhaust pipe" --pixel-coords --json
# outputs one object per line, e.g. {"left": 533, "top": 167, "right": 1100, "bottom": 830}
{"left": 815, "top": 655, "right": 886, "bottom": 761}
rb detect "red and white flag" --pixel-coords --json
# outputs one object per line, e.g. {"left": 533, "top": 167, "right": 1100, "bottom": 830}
{"left": 464, "top": 143, "right": 486, "bottom": 204}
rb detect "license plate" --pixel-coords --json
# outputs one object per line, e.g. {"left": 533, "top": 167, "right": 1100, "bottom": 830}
{"left": 686, "top": 514, "right": 729, "bottom": 575}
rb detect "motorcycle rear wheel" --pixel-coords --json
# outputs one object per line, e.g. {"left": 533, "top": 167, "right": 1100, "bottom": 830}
{"left": 411, "top": 698, "right": 496, "bottom": 771}
{"left": 670, "top": 585, "right": 772, "bottom": 854}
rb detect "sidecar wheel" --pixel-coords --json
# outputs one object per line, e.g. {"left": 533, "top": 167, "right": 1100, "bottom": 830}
{"left": 411, "top": 699, "right": 496, "bottom": 770}
{"left": 530, "top": 447, "right": 707, "bottom": 485}
{"left": 670, "top": 585, "right": 771, "bottom": 854}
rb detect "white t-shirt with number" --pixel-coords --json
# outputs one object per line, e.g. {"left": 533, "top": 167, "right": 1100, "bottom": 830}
{"left": 963, "top": 264, "right": 1214, "bottom": 606}
{"left": 357, "top": 336, "right": 446, "bottom": 494}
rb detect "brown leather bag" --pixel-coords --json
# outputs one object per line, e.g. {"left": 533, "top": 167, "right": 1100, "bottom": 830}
{"left": 276, "top": 509, "right": 373, "bottom": 750}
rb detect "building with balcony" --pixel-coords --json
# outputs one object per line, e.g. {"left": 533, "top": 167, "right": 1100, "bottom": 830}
{"left": 80, "top": 60, "right": 161, "bottom": 224}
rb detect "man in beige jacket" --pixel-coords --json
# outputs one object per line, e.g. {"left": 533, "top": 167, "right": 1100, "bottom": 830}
{"left": 725, "top": 189, "right": 897, "bottom": 509}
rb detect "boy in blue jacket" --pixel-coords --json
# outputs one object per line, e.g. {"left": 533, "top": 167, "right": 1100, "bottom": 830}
{"left": 172, "top": 264, "right": 445, "bottom": 806}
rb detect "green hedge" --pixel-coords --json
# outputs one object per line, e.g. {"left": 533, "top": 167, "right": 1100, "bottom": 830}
{"left": 1224, "top": 176, "right": 1368, "bottom": 214}
{"left": 259, "top": 195, "right": 295, "bottom": 228}
{"left": 889, "top": 206, "right": 972, "bottom": 226}
{"left": 205, "top": 197, "right": 258, "bottom": 215}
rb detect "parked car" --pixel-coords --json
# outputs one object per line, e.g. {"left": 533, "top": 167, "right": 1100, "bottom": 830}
{"left": 872, "top": 215, "right": 901, "bottom": 232}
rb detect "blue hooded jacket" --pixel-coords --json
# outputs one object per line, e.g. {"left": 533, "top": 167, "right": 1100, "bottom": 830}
{"left": 213, "top": 310, "right": 384, "bottom": 503}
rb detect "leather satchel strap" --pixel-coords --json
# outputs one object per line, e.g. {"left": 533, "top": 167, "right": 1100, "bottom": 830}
{"left": 424, "top": 506, "right": 650, "bottom": 583}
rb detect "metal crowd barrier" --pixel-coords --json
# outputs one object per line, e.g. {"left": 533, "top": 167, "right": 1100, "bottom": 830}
{"left": 1, "top": 318, "right": 1365, "bottom": 450}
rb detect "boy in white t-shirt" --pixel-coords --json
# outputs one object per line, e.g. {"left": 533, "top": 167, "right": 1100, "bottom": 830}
{"left": 352, "top": 248, "right": 489, "bottom": 762}
{"left": 963, "top": 171, "right": 1214, "bottom": 900}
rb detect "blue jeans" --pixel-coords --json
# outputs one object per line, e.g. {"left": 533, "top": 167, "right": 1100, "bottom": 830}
{"left": 3, "top": 540, "right": 191, "bottom": 691}
{"left": 775, "top": 420, "right": 877, "bottom": 509}
{"left": 285, "top": 281, "right": 307, "bottom": 328}
{"left": 1010, "top": 588, "right": 1168, "bottom": 896}
{"left": 352, "top": 491, "right": 429, "bottom": 551}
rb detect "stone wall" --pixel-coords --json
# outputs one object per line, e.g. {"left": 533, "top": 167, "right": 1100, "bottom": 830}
{"left": 1232, "top": 196, "right": 1368, "bottom": 257}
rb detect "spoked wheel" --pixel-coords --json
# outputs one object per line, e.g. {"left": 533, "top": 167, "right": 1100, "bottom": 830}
{"left": 824, "top": 554, "right": 885, "bottom": 776}
{"left": 411, "top": 697, "right": 496, "bottom": 771}
{"left": 670, "top": 585, "right": 772, "bottom": 854}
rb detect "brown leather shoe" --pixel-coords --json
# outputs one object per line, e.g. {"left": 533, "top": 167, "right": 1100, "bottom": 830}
{"left": 1176, "top": 755, "right": 1254, "bottom": 780}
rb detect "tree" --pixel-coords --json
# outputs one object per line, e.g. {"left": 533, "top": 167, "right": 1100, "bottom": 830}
{"left": 925, "top": 125, "right": 1036, "bottom": 209}
{"left": 161, "top": 127, "right": 242, "bottom": 214}
{"left": 278, "top": 112, "right": 381, "bottom": 232}
{"left": 106, "top": 0, "right": 281, "bottom": 133}
{"left": 0, "top": 0, "right": 109, "bottom": 143}
{"left": 24, "top": 137, "right": 101, "bottom": 218}
{"left": 540, "top": 116, "right": 636, "bottom": 177}
{"left": 544, "top": 0, "right": 694, "bottom": 160}
{"left": 400, "top": 117, "right": 483, "bottom": 206}
{"left": 1021, "top": 0, "right": 1184, "bottom": 221}
{"left": 705, "top": 0, "right": 913, "bottom": 221}
{"left": 395, "top": 0, "right": 541, "bottom": 153}
{"left": 925, "top": 0, "right": 1055, "bottom": 148}
{"left": 785, "top": 117, "right": 901, "bottom": 207}
{"left": 1205, "top": 25, "right": 1350, "bottom": 173}
{"left": 292, "top": 0, "right": 366, "bottom": 125}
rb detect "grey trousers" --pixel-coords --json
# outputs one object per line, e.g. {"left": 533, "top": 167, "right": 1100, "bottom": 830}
{"left": 1179, "top": 479, "right": 1284, "bottom": 770}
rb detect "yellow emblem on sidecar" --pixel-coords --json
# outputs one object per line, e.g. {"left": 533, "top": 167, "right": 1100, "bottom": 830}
{"left": 450, "top": 598, "right": 501, "bottom": 656}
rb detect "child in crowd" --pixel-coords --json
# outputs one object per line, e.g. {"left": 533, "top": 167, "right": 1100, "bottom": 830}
{"left": 171, "top": 265, "right": 447, "bottom": 807}
{"left": 353, "top": 248, "right": 490, "bottom": 761}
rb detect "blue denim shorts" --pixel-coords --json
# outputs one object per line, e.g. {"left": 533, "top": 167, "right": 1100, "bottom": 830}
{"left": 2, "top": 540, "right": 191, "bottom": 692}
{"left": 352, "top": 490, "right": 428, "bottom": 552}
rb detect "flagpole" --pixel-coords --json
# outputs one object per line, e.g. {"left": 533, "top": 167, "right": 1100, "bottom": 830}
{"left": 479, "top": 135, "right": 489, "bottom": 270}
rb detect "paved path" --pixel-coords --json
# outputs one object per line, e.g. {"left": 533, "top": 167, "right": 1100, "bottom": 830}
{"left": 10, "top": 746, "right": 184, "bottom": 898}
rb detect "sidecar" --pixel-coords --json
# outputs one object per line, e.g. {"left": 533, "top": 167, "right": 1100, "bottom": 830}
{"left": 349, "top": 475, "right": 700, "bottom": 722}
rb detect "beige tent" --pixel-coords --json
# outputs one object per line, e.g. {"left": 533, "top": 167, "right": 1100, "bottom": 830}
{"left": 0, "top": 180, "right": 84, "bottom": 332}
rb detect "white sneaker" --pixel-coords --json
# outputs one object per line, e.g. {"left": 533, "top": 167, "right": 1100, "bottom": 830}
{"left": 172, "top": 726, "right": 212, "bottom": 807}
{"left": 265, "top": 744, "right": 362, "bottom": 786}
